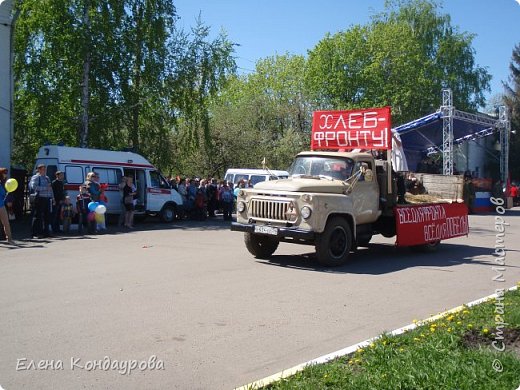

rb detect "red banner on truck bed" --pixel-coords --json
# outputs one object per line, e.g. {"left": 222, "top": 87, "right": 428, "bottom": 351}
{"left": 395, "top": 203, "right": 469, "bottom": 247}
{"left": 311, "top": 107, "right": 391, "bottom": 151}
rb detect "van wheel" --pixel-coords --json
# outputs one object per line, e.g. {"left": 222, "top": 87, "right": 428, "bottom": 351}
{"left": 315, "top": 217, "right": 352, "bottom": 266}
{"left": 160, "top": 205, "right": 176, "bottom": 223}
{"left": 244, "top": 233, "right": 279, "bottom": 259}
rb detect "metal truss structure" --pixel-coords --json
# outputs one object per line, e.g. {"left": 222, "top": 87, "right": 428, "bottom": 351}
{"left": 439, "top": 88, "right": 510, "bottom": 180}
{"left": 441, "top": 88, "right": 454, "bottom": 175}
{"left": 425, "top": 126, "right": 496, "bottom": 156}
{"left": 498, "top": 106, "right": 510, "bottom": 184}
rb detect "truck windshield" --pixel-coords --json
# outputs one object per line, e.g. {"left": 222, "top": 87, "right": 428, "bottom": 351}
{"left": 288, "top": 156, "right": 354, "bottom": 180}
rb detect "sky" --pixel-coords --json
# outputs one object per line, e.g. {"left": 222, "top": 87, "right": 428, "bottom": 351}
{"left": 173, "top": 0, "right": 520, "bottom": 103}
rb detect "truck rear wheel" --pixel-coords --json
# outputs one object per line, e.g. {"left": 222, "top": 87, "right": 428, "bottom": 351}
{"left": 411, "top": 240, "right": 440, "bottom": 252}
{"left": 244, "top": 233, "right": 279, "bottom": 259}
{"left": 315, "top": 217, "right": 352, "bottom": 266}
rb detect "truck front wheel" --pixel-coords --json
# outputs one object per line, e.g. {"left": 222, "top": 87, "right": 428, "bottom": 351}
{"left": 315, "top": 217, "right": 352, "bottom": 266}
{"left": 244, "top": 233, "right": 279, "bottom": 259}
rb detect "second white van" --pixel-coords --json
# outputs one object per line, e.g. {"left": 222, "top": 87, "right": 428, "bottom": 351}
{"left": 224, "top": 168, "right": 289, "bottom": 186}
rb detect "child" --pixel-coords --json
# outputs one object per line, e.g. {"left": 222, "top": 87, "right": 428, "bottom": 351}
{"left": 5, "top": 192, "right": 15, "bottom": 221}
{"left": 96, "top": 183, "right": 108, "bottom": 231}
{"left": 0, "top": 167, "right": 14, "bottom": 244}
{"left": 76, "top": 185, "right": 92, "bottom": 234}
{"left": 60, "top": 196, "right": 74, "bottom": 234}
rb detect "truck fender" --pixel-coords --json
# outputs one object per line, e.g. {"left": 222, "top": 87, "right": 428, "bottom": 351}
{"left": 323, "top": 213, "right": 356, "bottom": 240}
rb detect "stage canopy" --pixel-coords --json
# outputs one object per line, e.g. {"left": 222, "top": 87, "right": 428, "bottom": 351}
{"left": 393, "top": 109, "right": 502, "bottom": 173}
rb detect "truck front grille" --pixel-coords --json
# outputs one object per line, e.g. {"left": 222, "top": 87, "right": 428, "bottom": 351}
{"left": 250, "top": 199, "right": 293, "bottom": 222}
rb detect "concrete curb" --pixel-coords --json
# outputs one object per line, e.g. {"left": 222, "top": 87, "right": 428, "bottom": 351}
{"left": 235, "top": 284, "right": 519, "bottom": 390}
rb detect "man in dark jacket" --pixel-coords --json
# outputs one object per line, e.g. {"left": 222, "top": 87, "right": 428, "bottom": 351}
{"left": 29, "top": 164, "right": 54, "bottom": 238}
{"left": 463, "top": 172, "right": 475, "bottom": 214}
{"left": 51, "top": 171, "right": 65, "bottom": 233}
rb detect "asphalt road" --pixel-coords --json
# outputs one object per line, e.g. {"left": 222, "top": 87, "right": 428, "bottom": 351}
{"left": 1, "top": 210, "right": 519, "bottom": 390}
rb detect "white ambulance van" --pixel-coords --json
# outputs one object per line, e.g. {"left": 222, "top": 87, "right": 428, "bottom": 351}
{"left": 34, "top": 145, "right": 183, "bottom": 222}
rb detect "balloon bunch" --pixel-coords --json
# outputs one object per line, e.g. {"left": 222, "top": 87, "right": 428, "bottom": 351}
{"left": 87, "top": 201, "right": 107, "bottom": 223}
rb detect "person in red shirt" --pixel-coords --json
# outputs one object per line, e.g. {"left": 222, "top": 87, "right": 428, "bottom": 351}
{"left": 510, "top": 182, "right": 519, "bottom": 206}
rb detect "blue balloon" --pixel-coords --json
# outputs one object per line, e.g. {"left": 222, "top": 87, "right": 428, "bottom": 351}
{"left": 88, "top": 201, "right": 99, "bottom": 212}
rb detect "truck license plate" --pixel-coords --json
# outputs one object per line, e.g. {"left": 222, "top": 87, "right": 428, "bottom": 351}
{"left": 254, "top": 225, "right": 278, "bottom": 236}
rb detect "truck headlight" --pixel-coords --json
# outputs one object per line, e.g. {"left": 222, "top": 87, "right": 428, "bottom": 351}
{"left": 237, "top": 201, "right": 246, "bottom": 213}
{"left": 301, "top": 206, "right": 312, "bottom": 219}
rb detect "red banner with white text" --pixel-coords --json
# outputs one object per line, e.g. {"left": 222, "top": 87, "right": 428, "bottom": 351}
{"left": 311, "top": 107, "right": 391, "bottom": 151}
{"left": 395, "top": 203, "right": 469, "bottom": 247}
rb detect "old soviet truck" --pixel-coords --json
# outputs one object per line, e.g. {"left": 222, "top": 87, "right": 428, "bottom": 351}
{"left": 231, "top": 108, "right": 469, "bottom": 266}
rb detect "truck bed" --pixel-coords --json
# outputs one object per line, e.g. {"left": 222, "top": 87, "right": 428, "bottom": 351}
{"left": 417, "top": 173, "right": 464, "bottom": 201}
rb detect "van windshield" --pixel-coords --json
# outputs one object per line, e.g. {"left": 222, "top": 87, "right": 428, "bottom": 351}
{"left": 150, "top": 171, "right": 171, "bottom": 189}
{"left": 250, "top": 175, "right": 267, "bottom": 185}
{"left": 288, "top": 156, "right": 354, "bottom": 180}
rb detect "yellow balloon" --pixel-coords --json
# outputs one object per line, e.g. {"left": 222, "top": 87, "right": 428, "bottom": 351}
{"left": 5, "top": 178, "right": 18, "bottom": 193}
{"left": 95, "top": 213, "right": 104, "bottom": 223}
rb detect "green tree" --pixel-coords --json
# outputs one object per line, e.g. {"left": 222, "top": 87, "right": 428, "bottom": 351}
{"left": 189, "top": 54, "right": 311, "bottom": 177}
{"left": 169, "top": 18, "right": 236, "bottom": 146}
{"left": 13, "top": 0, "right": 133, "bottom": 162}
{"left": 378, "top": 0, "right": 491, "bottom": 113}
{"left": 14, "top": 0, "right": 83, "bottom": 162}
{"left": 12, "top": 1, "right": 236, "bottom": 172}
{"left": 118, "top": 0, "right": 175, "bottom": 151}
{"left": 305, "top": 26, "right": 368, "bottom": 109}
{"left": 504, "top": 43, "right": 520, "bottom": 181}
{"left": 305, "top": 0, "right": 491, "bottom": 125}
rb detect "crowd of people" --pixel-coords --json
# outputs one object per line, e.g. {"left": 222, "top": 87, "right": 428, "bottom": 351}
{"left": 166, "top": 176, "right": 248, "bottom": 222}
{"left": 0, "top": 164, "right": 251, "bottom": 243}
{"left": 2, "top": 162, "right": 520, "bottom": 245}
{"left": 492, "top": 179, "right": 520, "bottom": 206}
{"left": 28, "top": 164, "right": 106, "bottom": 238}
{"left": 16, "top": 164, "right": 149, "bottom": 238}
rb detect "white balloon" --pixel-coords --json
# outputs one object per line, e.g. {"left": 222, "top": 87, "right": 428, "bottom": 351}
{"left": 95, "top": 204, "right": 107, "bottom": 214}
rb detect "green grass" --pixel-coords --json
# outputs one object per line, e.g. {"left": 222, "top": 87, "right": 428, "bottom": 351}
{"left": 265, "top": 284, "right": 520, "bottom": 390}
